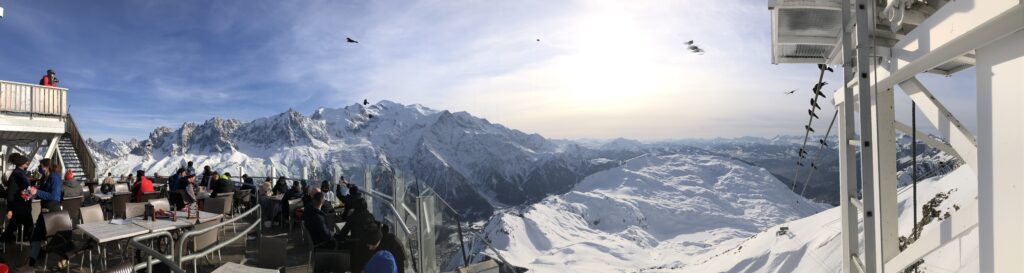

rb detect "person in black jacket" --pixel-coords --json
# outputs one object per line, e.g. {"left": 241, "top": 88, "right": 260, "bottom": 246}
{"left": 302, "top": 191, "right": 340, "bottom": 249}
{"left": 1, "top": 153, "right": 36, "bottom": 243}
{"left": 338, "top": 197, "right": 374, "bottom": 240}
{"left": 211, "top": 172, "right": 236, "bottom": 198}
{"left": 279, "top": 181, "right": 304, "bottom": 225}
{"left": 380, "top": 223, "right": 407, "bottom": 273}
{"left": 273, "top": 176, "right": 288, "bottom": 195}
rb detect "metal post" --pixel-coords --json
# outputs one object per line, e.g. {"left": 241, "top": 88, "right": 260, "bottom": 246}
{"left": 853, "top": 0, "right": 883, "bottom": 271}
{"left": 912, "top": 101, "right": 917, "bottom": 226}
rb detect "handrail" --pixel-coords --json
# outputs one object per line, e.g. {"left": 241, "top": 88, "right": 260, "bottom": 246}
{"left": 176, "top": 204, "right": 262, "bottom": 265}
{"left": 129, "top": 204, "right": 262, "bottom": 273}
{"left": 129, "top": 231, "right": 185, "bottom": 273}
{"left": 66, "top": 114, "right": 98, "bottom": 183}
{"left": 359, "top": 188, "right": 415, "bottom": 238}
{"left": 0, "top": 80, "right": 67, "bottom": 116}
{"left": 420, "top": 188, "right": 470, "bottom": 266}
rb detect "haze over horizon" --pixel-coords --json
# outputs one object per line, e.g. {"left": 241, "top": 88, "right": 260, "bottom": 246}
{"left": 0, "top": 0, "right": 977, "bottom": 141}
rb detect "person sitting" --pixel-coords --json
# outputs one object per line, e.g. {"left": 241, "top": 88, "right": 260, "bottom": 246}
{"left": 38, "top": 69, "right": 58, "bottom": 87}
{"left": 338, "top": 197, "right": 373, "bottom": 241}
{"left": 280, "top": 181, "right": 304, "bottom": 225}
{"left": 357, "top": 222, "right": 398, "bottom": 273}
{"left": 201, "top": 166, "right": 213, "bottom": 189}
{"left": 273, "top": 176, "right": 288, "bottom": 195}
{"left": 239, "top": 174, "right": 257, "bottom": 195}
{"left": 320, "top": 180, "right": 339, "bottom": 210}
{"left": 61, "top": 169, "right": 83, "bottom": 198}
{"left": 380, "top": 223, "right": 407, "bottom": 273}
{"left": 211, "top": 172, "right": 236, "bottom": 198}
{"left": 259, "top": 177, "right": 273, "bottom": 197}
{"left": 131, "top": 170, "right": 154, "bottom": 202}
{"left": 302, "top": 191, "right": 340, "bottom": 249}
{"left": 101, "top": 173, "right": 116, "bottom": 193}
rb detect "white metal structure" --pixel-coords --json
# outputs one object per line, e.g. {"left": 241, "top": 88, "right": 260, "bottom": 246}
{"left": 770, "top": 0, "right": 1024, "bottom": 272}
{"left": 0, "top": 80, "right": 68, "bottom": 175}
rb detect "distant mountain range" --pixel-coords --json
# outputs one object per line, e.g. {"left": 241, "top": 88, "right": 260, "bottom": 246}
{"left": 87, "top": 101, "right": 636, "bottom": 219}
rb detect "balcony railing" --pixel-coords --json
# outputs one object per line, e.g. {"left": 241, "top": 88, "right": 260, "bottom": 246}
{"left": 0, "top": 80, "right": 68, "bottom": 117}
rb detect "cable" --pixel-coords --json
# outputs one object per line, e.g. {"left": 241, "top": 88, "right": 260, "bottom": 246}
{"left": 912, "top": 101, "right": 918, "bottom": 227}
{"left": 792, "top": 65, "right": 829, "bottom": 191}
{"left": 800, "top": 109, "right": 839, "bottom": 196}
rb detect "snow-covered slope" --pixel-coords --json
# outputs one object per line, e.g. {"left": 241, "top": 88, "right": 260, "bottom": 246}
{"left": 88, "top": 101, "right": 633, "bottom": 218}
{"left": 657, "top": 166, "right": 977, "bottom": 273}
{"left": 474, "top": 152, "right": 827, "bottom": 273}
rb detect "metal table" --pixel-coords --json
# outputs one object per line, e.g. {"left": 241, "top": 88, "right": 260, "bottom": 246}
{"left": 175, "top": 210, "right": 223, "bottom": 223}
{"left": 78, "top": 221, "right": 151, "bottom": 269}
{"left": 211, "top": 262, "right": 279, "bottom": 273}
{"left": 132, "top": 216, "right": 194, "bottom": 232}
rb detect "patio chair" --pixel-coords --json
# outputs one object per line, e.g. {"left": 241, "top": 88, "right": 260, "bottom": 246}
{"left": 190, "top": 220, "right": 221, "bottom": 273}
{"left": 257, "top": 235, "right": 288, "bottom": 272}
{"left": 114, "top": 183, "right": 129, "bottom": 194}
{"left": 77, "top": 205, "right": 105, "bottom": 271}
{"left": 124, "top": 203, "right": 146, "bottom": 219}
{"left": 39, "top": 210, "right": 91, "bottom": 273}
{"left": 140, "top": 192, "right": 161, "bottom": 202}
{"left": 111, "top": 193, "right": 131, "bottom": 219}
{"left": 202, "top": 196, "right": 235, "bottom": 233}
{"left": 61, "top": 196, "right": 84, "bottom": 225}
{"left": 148, "top": 198, "right": 171, "bottom": 212}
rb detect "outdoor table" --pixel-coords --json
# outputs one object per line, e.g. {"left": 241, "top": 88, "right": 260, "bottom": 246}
{"left": 175, "top": 210, "right": 223, "bottom": 223}
{"left": 93, "top": 192, "right": 113, "bottom": 200}
{"left": 211, "top": 262, "right": 279, "bottom": 273}
{"left": 132, "top": 216, "right": 194, "bottom": 232}
{"left": 78, "top": 220, "right": 151, "bottom": 269}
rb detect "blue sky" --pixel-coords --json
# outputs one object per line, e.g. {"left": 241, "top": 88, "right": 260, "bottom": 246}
{"left": 0, "top": 0, "right": 977, "bottom": 140}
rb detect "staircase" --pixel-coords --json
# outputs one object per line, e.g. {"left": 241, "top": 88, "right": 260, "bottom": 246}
{"left": 57, "top": 134, "right": 88, "bottom": 184}
{"left": 57, "top": 115, "right": 96, "bottom": 184}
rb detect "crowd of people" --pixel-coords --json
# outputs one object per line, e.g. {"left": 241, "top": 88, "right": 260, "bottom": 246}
{"left": 4, "top": 153, "right": 405, "bottom": 272}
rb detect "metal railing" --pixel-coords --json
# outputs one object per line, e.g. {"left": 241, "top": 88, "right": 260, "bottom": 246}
{"left": 65, "top": 114, "right": 98, "bottom": 182}
{"left": 0, "top": 80, "right": 68, "bottom": 116}
{"left": 129, "top": 204, "right": 263, "bottom": 273}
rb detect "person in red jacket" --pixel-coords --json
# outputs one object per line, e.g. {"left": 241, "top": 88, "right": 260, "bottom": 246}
{"left": 131, "top": 170, "right": 155, "bottom": 202}
{"left": 38, "top": 69, "right": 58, "bottom": 87}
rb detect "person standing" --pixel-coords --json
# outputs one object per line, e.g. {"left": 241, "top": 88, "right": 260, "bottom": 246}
{"left": 201, "top": 166, "right": 213, "bottom": 189}
{"left": 168, "top": 168, "right": 186, "bottom": 208}
{"left": 1, "top": 153, "right": 36, "bottom": 243}
{"left": 29, "top": 160, "right": 63, "bottom": 265}
{"left": 186, "top": 161, "right": 196, "bottom": 176}
{"left": 38, "top": 69, "right": 58, "bottom": 87}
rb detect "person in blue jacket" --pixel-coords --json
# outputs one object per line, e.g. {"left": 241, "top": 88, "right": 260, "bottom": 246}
{"left": 28, "top": 159, "right": 63, "bottom": 266}
{"left": 362, "top": 222, "right": 398, "bottom": 273}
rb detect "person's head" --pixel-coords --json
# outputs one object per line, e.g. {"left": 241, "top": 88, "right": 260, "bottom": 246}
{"left": 242, "top": 174, "right": 249, "bottom": 179}
{"left": 136, "top": 170, "right": 145, "bottom": 178}
{"left": 39, "top": 158, "right": 51, "bottom": 171}
{"left": 320, "top": 180, "right": 330, "bottom": 191}
{"left": 223, "top": 172, "right": 231, "bottom": 178}
{"left": 8, "top": 153, "right": 28, "bottom": 169}
{"left": 363, "top": 222, "right": 384, "bottom": 251}
{"left": 291, "top": 181, "right": 301, "bottom": 191}
{"left": 128, "top": 174, "right": 134, "bottom": 179}
{"left": 187, "top": 161, "right": 193, "bottom": 167}
{"left": 108, "top": 172, "right": 113, "bottom": 177}
{"left": 47, "top": 69, "right": 55, "bottom": 76}
{"left": 312, "top": 191, "right": 325, "bottom": 208}
{"left": 204, "top": 165, "right": 211, "bottom": 171}
{"left": 176, "top": 168, "right": 186, "bottom": 176}
{"left": 265, "top": 177, "right": 272, "bottom": 182}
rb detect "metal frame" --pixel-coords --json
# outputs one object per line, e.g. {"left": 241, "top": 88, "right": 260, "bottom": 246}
{"left": 830, "top": 0, "right": 1024, "bottom": 272}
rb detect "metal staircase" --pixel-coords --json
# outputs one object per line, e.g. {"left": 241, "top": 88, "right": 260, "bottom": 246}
{"left": 57, "top": 134, "right": 86, "bottom": 183}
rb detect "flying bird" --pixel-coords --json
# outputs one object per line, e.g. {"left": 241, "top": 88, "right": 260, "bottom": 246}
{"left": 818, "top": 64, "right": 834, "bottom": 72}
{"left": 809, "top": 109, "right": 819, "bottom": 119}
{"left": 784, "top": 89, "right": 797, "bottom": 95}
{"left": 536, "top": 38, "right": 541, "bottom": 42}
{"left": 688, "top": 45, "right": 705, "bottom": 54}
{"left": 346, "top": 37, "right": 359, "bottom": 43}
{"left": 685, "top": 40, "right": 694, "bottom": 45}
{"left": 805, "top": 125, "right": 816, "bottom": 133}
{"left": 810, "top": 98, "right": 821, "bottom": 110}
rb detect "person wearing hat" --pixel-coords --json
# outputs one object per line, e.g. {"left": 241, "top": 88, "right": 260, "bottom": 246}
{"left": 38, "top": 69, "right": 58, "bottom": 87}
{"left": 1, "top": 153, "right": 36, "bottom": 243}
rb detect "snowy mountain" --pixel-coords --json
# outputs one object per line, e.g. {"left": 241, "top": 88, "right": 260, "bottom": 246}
{"left": 661, "top": 166, "right": 976, "bottom": 273}
{"left": 87, "top": 101, "right": 634, "bottom": 218}
{"left": 469, "top": 151, "right": 827, "bottom": 273}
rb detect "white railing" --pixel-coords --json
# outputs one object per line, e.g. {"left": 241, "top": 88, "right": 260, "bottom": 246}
{"left": 0, "top": 80, "right": 68, "bottom": 116}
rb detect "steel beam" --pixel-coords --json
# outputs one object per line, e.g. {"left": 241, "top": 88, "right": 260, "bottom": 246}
{"left": 898, "top": 77, "right": 978, "bottom": 171}
{"left": 978, "top": 29, "right": 1024, "bottom": 273}
{"left": 893, "top": 121, "right": 959, "bottom": 161}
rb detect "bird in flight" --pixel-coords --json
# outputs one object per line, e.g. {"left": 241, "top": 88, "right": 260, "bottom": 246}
{"left": 784, "top": 89, "right": 797, "bottom": 95}
{"left": 684, "top": 40, "right": 705, "bottom": 54}
{"left": 346, "top": 37, "right": 359, "bottom": 43}
{"left": 536, "top": 38, "right": 541, "bottom": 42}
